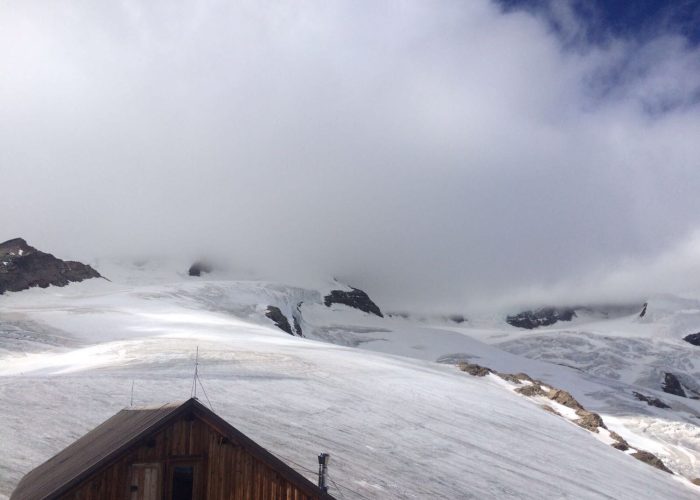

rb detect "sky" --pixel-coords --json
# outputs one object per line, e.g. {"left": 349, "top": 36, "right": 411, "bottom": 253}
{"left": 1, "top": 0, "right": 700, "bottom": 313}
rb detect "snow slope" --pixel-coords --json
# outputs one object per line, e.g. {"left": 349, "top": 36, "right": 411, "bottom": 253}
{"left": 1, "top": 266, "right": 699, "bottom": 498}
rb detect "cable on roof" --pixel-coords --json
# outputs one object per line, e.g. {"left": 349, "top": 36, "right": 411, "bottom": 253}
{"left": 327, "top": 473, "right": 372, "bottom": 500}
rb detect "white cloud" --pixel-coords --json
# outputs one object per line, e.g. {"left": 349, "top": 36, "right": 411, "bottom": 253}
{"left": 1, "top": 0, "right": 700, "bottom": 312}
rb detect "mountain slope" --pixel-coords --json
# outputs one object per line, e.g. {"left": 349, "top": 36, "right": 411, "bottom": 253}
{"left": 0, "top": 267, "right": 698, "bottom": 498}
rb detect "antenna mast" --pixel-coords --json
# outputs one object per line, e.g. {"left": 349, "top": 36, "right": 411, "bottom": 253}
{"left": 189, "top": 346, "right": 214, "bottom": 409}
{"left": 191, "top": 346, "right": 199, "bottom": 399}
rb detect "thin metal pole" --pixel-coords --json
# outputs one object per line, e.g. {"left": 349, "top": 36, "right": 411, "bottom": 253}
{"left": 191, "top": 346, "right": 199, "bottom": 399}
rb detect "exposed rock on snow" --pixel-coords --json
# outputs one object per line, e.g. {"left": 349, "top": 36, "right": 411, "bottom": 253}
{"left": 541, "top": 404, "right": 561, "bottom": 416}
{"left": 188, "top": 261, "right": 213, "bottom": 277}
{"left": 632, "top": 451, "right": 673, "bottom": 474}
{"left": 265, "top": 306, "right": 295, "bottom": 336}
{"left": 610, "top": 432, "right": 630, "bottom": 451}
{"left": 633, "top": 392, "right": 671, "bottom": 409}
{"left": 547, "top": 389, "right": 584, "bottom": 411}
{"left": 323, "top": 287, "right": 383, "bottom": 317}
{"left": 458, "top": 363, "right": 679, "bottom": 473}
{"left": 292, "top": 302, "right": 303, "bottom": 336}
{"left": 516, "top": 384, "right": 546, "bottom": 397}
{"left": 497, "top": 372, "right": 525, "bottom": 385}
{"left": 447, "top": 314, "right": 466, "bottom": 324}
{"left": 683, "top": 333, "right": 700, "bottom": 346}
{"left": 639, "top": 302, "right": 648, "bottom": 317}
{"left": 662, "top": 372, "right": 687, "bottom": 398}
{"left": 457, "top": 362, "right": 492, "bottom": 377}
{"left": 574, "top": 408, "right": 607, "bottom": 432}
{"left": 0, "top": 238, "right": 101, "bottom": 295}
{"left": 506, "top": 307, "right": 576, "bottom": 329}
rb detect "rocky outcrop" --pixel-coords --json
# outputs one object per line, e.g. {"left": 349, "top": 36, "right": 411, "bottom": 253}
{"left": 547, "top": 389, "right": 584, "bottom": 410}
{"left": 574, "top": 409, "right": 607, "bottom": 432}
{"left": 662, "top": 372, "right": 686, "bottom": 398}
{"left": 631, "top": 451, "right": 673, "bottom": 474}
{"left": 458, "top": 361, "right": 675, "bottom": 474}
{"left": 639, "top": 302, "right": 648, "bottom": 317}
{"left": 498, "top": 372, "right": 525, "bottom": 385}
{"left": 633, "top": 392, "right": 671, "bottom": 409}
{"left": 188, "top": 261, "right": 212, "bottom": 277}
{"left": 265, "top": 306, "right": 295, "bottom": 336}
{"left": 516, "top": 384, "right": 547, "bottom": 397}
{"left": 324, "top": 287, "right": 383, "bottom": 317}
{"left": 457, "top": 362, "right": 492, "bottom": 377}
{"left": 506, "top": 307, "right": 576, "bottom": 329}
{"left": 448, "top": 314, "right": 466, "bottom": 324}
{"left": 292, "top": 302, "right": 303, "bottom": 336}
{"left": 0, "top": 238, "right": 101, "bottom": 294}
{"left": 541, "top": 404, "right": 561, "bottom": 416}
{"left": 683, "top": 333, "right": 700, "bottom": 346}
{"left": 609, "top": 431, "right": 629, "bottom": 451}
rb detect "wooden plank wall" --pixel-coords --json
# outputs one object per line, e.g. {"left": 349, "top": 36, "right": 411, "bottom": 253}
{"left": 62, "top": 415, "right": 317, "bottom": 500}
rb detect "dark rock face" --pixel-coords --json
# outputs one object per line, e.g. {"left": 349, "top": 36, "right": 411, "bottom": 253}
{"left": 188, "top": 261, "right": 212, "bottom": 277}
{"left": 0, "top": 238, "right": 101, "bottom": 295}
{"left": 448, "top": 314, "right": 466, "bottom": 324}
{"left": 633, "top": 392, "right": 671, "bottom": 409}
{"left": 292, "top": 302, "right": 303, "bottom": 337}
{"left": 293, "top": 315, "right": 303, "bottom": 337}
{"left": 683, "top": 333, "right": 700, "bottom": 346}
{"left": 506, "top": 307, "right": 576, "bottom": 329}
{"left": 639, "top": 302, "right": 648, "bottom": 317}
{"left": 631, "top": 451, "right": 673, "bottom": 474}
{"left": 323, "top": 287, "right": 383, "bottom": 317}
{"left": 662, "top": 372, "right": 686, "bottom": 398}
{"left": 265, "top": 306, "right": 295, "bottom": 336}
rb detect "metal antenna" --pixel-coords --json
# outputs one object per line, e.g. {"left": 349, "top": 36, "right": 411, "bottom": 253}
{"left": 130, "top": 381, "right": 135, "bottom": 407}
{"left": 187, "top": 346, "right": 214, "bottom": 410}
{"left": 191, "top": 346, "right": 199, "bottom": 399}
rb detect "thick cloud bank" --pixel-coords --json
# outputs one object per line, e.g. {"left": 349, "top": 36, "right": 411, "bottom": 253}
{"left": 2, "top": 1, "right": 700, "bottom": 312}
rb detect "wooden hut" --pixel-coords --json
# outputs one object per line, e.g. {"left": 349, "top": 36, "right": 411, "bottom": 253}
{"left": 11, "top": 398, "right": 335, "bottom": 500}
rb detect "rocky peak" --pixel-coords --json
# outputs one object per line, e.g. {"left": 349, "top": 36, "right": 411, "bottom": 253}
{"left": 0, "top": 238, "right": 33, "bottom": 257}
{"left": 188, "top": 261, "right": 213, "bottom": 277}
{"left": 506, "top": 307, "right": 576, "bottom": 329}
{"left": 683, "top": 333, "right": 700, "bottom": 346}
{"left": 0, "top": 238, "right": 101, "bottom": 295}
{"left": 324, "top": 286, "right": 383, "bottom": 317}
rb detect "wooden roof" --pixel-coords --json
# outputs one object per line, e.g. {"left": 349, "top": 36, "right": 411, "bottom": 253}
{"left": 11, "top": 398, "right": 334, "bottom": 500}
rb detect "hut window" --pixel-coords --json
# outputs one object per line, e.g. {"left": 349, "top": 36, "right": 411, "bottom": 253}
{"left": 171, "top": 466, "right": 194, "bottom": 500}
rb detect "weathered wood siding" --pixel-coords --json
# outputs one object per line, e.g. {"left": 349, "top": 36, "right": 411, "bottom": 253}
{"left": 61, "top": 414, "right": 317, "bottom": 500}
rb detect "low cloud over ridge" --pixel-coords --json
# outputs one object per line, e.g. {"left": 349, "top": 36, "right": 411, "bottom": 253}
{"left": 2, "top": 1, "right": 700, "bottom": 312}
